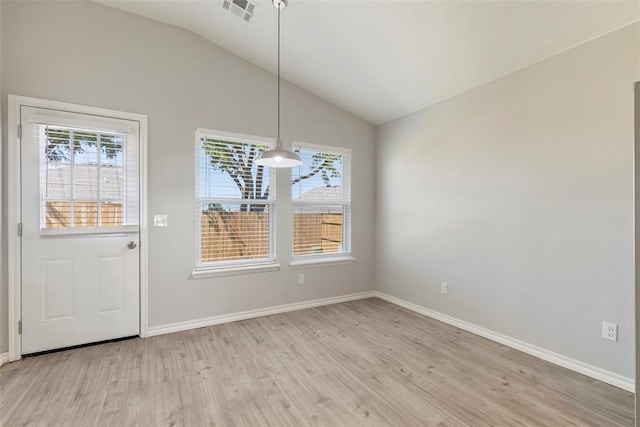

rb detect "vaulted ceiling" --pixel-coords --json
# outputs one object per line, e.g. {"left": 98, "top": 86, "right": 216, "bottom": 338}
{"left": 97, "top": 0, "right": 639, "bottom": 125}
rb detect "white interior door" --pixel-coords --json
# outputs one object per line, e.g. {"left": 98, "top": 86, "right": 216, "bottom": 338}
{"left": 20, "top": 106, "right": 141, "bottom": 354}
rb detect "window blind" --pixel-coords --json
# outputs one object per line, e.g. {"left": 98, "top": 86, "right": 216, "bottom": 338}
{"left": 34, "top": 121, "right": 139, "bottom": 234}
{"left": 196, "top": 130, "right": 275, "bottom": 267}
{"left": 292, "top": 144, "right": 351, "bottom": 257}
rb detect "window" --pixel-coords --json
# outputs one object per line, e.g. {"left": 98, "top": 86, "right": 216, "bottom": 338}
{"left": 196, "top": 129, "right": 275, "bottom": 269}
{"left": 37, "top": 121, "right": 139, "bottom": 235}
{"left": 292, "top": 144, "right": 351, "bottom": 258}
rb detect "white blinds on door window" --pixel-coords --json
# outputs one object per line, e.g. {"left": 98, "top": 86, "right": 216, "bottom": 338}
{"left": 25, "top": 110, "right": 140, "bottom": 235}
{"left": 291, "top": 144, "right": 351, "bottom": 257}
{"left": 196, "top": 129, "right": 276, "bottom": 267}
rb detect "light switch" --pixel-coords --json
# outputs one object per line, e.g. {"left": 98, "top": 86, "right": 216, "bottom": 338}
{"left": 153, "top": 215, "right": 168, "bottom": 227}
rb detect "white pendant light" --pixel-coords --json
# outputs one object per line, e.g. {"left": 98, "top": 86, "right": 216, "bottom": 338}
{"left": 256, "top": 0, "right": 302, "bottom": 168}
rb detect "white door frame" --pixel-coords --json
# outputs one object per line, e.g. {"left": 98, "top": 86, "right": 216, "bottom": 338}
{"left": 7, "top": 95, "right": 149, "bottom": 361}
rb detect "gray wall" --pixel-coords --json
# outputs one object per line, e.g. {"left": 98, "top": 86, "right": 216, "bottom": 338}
{"left": 0, "top": 1, "right": 376, "bottom": 351}
{"left": 376, "top": 23, "right": 640, "bottom": 378}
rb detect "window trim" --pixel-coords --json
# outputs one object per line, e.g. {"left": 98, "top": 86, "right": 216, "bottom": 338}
{"left": 289, "top": 255, "right": 355, "bottom": 269}
{"left": 290, "top": 142, "right": 352, "bottom": 260}
{"left": 191, "top": 262, "right": 281, "bottom": 279}
{"left": 194, "top": 128, "right": 277, "bottom": 273}
{"left": 40, "top": 225, "right": 139, "bottom": 237}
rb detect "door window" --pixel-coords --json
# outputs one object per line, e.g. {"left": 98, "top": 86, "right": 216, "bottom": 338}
{"left": 33, "top": 122, "right": 139, "bottom": 235}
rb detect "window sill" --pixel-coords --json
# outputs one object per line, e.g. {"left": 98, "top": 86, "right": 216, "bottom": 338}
{"left": 191, "top": 263, "right": 280, "bottom": 279}
{"left": 40, "top": 225, "right": 139, "bottom": 237}
{"left": 289, "top": 256, "right": 355, "bottom": 269}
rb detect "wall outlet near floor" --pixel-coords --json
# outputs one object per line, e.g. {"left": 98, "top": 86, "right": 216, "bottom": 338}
{"left": 298, "top": 274, "right": 305, "bottom": 285}
{"left": 602, "top": 321, "right": 618, "bottom": 342}
{"left": 441, "top": 282, "right": 448, "bottom": 295}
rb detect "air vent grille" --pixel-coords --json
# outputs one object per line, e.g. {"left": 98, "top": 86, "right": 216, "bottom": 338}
{"left": 222, "top": 0, "right": 259, "bottom": 23}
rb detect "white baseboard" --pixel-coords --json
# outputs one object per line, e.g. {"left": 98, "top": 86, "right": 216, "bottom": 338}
{"left": 147, "top": 291, "right": 376, "bottom": 337}
{"left": 374, "top": 291, "right": 634, "bottom": 393}
{"left": 0, "top": 352, "right": 9, "bottom": 367}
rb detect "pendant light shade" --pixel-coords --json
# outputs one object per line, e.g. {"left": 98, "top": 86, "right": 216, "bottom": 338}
{"left": 255, "top": 0, "right": 302, "bottom": 168}
{"left": 256, "top": 139, "right": 302, "bottom": 168}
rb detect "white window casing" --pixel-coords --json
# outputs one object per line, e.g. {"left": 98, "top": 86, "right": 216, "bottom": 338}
{"left": 22, "top": 109, "right": 140, "bottom": 236}
{"left": 194, "top": 128, "right": 277, "bottom": 274}
{"left": 291, "top": 143, "right": 352, "bottom": 262}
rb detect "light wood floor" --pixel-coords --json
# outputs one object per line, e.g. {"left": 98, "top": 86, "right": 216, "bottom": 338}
{"left": 0, "top": 298, "right": 634, "bottom": 426}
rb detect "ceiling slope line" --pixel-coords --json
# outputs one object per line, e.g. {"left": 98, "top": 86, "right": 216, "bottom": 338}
{"left": 379, "top": 18, "right": 640, "bottom": 126}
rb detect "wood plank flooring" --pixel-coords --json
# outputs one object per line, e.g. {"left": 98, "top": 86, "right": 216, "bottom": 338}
{"left": 0, "top": 298, "right": 634, "bottom": 426}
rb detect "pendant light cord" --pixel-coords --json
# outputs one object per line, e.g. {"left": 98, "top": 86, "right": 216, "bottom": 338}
{"left": 277, "top": 6, "right": 281, "bottom": 145}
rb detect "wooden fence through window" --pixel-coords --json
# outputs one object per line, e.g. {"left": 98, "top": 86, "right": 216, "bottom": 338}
{"left": 45, "top": 201, "right": 123, "bottom": 228}
{"left": 200, "top": 211, "right": 343, "bottom": 262}
{"left": 44, "top": 203, "right": 343, "bottom": 261}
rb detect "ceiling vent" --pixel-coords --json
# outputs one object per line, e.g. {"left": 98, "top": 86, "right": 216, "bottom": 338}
{"left": 222, "top": 0, "right": 258, "bottom": 23}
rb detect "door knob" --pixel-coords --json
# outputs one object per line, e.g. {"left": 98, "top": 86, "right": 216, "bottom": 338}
{"left": 127, "top": 241, "right": 137, "bottom": 249}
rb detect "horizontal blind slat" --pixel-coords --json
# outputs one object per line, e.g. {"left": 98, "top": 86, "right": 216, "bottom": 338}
{"left": 196, "top": 132, "right": 275, "bottom": 265}
{"left": 37, "top": 123, "right": 138, "bottom": 232}
{"left": 291, "top": 144, "right": 351, "bottom": 257}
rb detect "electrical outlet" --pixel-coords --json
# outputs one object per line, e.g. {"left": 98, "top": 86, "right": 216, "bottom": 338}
{"left": 602, "top": 321, "right": 618, "bottom": 342}
{"left": 298, "top": 274, "right": 305, "bottom": 285}
{"left": 441, "top": 282, "right": 448, "bottom": 295}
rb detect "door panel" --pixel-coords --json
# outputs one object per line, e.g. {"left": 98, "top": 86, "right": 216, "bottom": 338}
{"left": 40, "top": 258, "right": 74, "bottom": 321}
{"left": 21, "top": 106, "right": 140, "bottom": 354}
{"left": 97, "top": 255, "right": 125, "bottom": 314}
